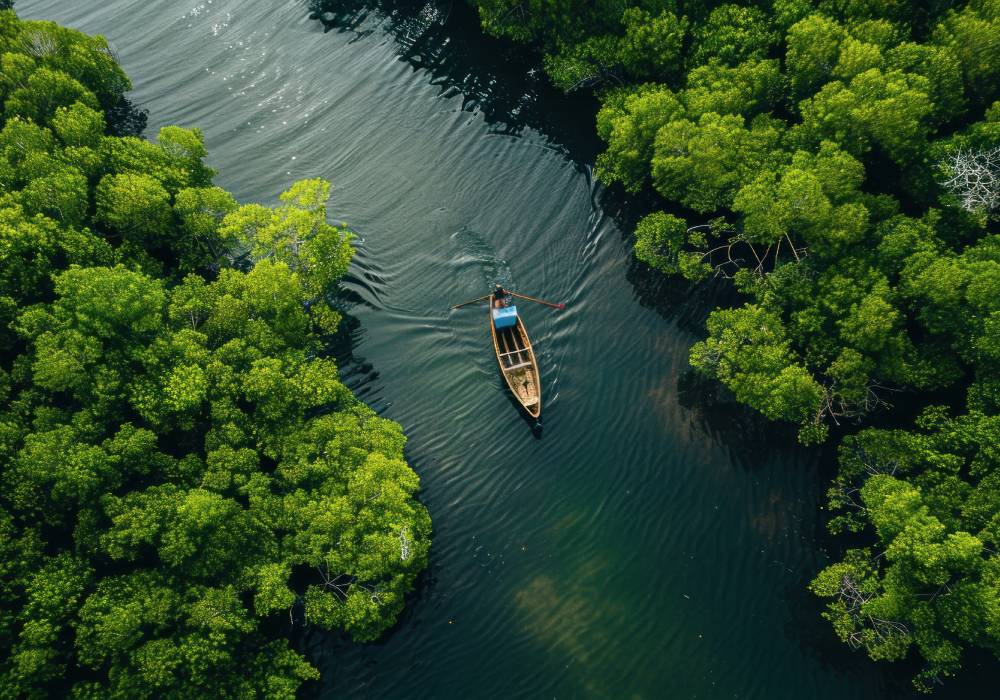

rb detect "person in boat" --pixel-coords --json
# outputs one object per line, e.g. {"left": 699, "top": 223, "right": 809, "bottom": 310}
{"left": 493, "top": 284, "right": 511, "bottom": 308}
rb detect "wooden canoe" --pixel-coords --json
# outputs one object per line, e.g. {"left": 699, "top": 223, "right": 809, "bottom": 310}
{"left": 490, "top": 304, "right": 541, "bottom": 418}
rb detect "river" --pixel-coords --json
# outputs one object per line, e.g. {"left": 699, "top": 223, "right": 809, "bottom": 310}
{"left": 17, "top": 1, "right": 997, "bottom": 697}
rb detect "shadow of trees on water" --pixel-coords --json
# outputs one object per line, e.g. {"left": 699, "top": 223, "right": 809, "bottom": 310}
{"left": 309, "top": 0, "right": 601, "bottom": 156}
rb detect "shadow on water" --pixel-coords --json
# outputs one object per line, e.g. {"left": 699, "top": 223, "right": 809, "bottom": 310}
{"left": 325, "top": 290, "right": 385, "bottom": 408}
{"left": 675, "top": 368, "right": 805, "bottom": 469}
{"left": 309, "top": 0, "right": 602, "bottom": 158}
{"left": 626, "top": 257, "right": 745, "bottom": 334}
{"left": 296, "top": 556, "right": 444, "bottom": 698}
{"left": 775, "top": 574, "right": 927, "bottom": 699}
{"left": 498, "top": 381, "right": 544, "bottom": 438}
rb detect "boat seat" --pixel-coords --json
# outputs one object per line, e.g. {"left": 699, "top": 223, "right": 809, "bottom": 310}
{"left": 506, "top": 360, "right": 532, "bottom": 370}
{"left": 499, "top": 349, "right": 526, "bottom": 357}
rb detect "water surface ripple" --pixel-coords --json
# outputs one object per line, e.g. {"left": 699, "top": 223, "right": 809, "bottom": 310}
{"left": 18, "top": 1, "right": 997, "bottom": 698}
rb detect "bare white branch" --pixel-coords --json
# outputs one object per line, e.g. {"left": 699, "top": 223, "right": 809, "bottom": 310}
{"left": 940, "top": 146, "right": 1000, "bottom": 217}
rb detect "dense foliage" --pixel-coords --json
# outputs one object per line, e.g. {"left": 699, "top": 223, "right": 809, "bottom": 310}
{"left": 0, "top": 10, "right": 429, "bottom": 698}
{"left": 812, "top": 396, "right": 1000, "bottom": 690}
{"left": 468, "top": 0, "right": 1000, "bottom": 690}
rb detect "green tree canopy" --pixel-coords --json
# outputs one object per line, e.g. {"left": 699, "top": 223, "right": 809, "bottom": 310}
{"left": 651, "top": 112, "right": 785, "bottom": 213}
{"left": 0, "top": 9, "right": 430, "bottom": 697}
{"left": 814, "top": 403, "right": 1000, "bottom": 691}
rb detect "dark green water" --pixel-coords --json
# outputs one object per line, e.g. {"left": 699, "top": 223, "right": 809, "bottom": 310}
{"left": 17, "top": 1, "right": 998, "bottom": 697}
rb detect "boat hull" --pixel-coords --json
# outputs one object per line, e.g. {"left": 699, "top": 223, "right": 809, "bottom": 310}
{"left": 489, "top": 306, "right": 541, "bottom": 419}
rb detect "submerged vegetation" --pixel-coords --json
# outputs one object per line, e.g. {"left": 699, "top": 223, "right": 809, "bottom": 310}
{"left": 0, "top": 9, "right": 429, "bottom": 697}
{"left": 467, "top": 0, "right": 1000, "bottom": 690}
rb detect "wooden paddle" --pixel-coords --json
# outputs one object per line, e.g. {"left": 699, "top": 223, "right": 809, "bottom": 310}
{"left": 510, "top": 291, "right": 566, "bottom": 310}
{"left": 450, "top": 294, "right": 492, "bottom": 310}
